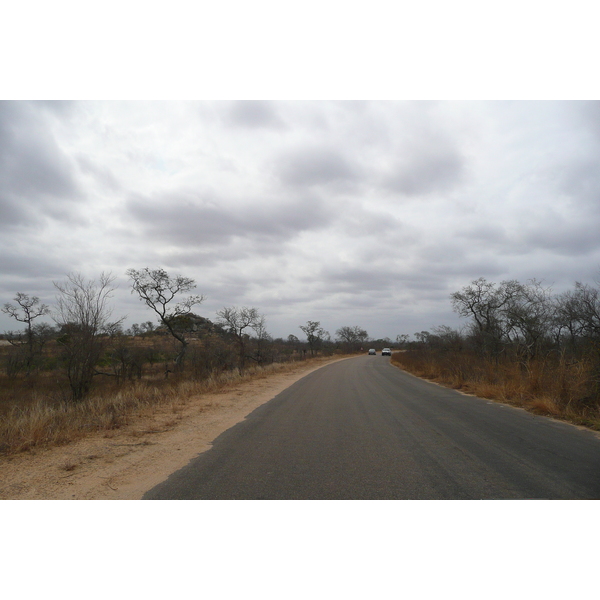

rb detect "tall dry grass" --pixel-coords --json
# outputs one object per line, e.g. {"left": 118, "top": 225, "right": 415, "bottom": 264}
{"left": 0, "top": 358, "right": 337, "bottom": 455}
{"left": 391, "top": 350, "right": 600, "bottom": 430}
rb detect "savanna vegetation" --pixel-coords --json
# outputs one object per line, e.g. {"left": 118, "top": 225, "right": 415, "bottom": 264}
{"left": 392, "top": 277, "right": 600, "bottom": 430}
{"left": 0, "top": 269, "right": 369, "bottom": 454}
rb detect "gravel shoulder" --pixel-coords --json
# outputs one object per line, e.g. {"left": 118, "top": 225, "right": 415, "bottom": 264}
{"left": 0, "top": 356, "right": 351, "bottom": 500}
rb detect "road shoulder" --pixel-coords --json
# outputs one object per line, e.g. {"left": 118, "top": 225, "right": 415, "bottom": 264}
{"left": 0, "top": 356, "right": 353, "bottom": 500}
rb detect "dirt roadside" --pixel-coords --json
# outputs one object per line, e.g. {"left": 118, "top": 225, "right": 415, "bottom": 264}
{"left": 0, "top": 356, "right": 352, "bottom": 500}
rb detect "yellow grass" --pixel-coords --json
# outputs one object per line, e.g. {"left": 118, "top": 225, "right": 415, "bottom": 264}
{"left": 0, "top": 357, "right": 348, "bottom": 455}
{"left": 391, "top": 350, "right": 600, "bottom": 431}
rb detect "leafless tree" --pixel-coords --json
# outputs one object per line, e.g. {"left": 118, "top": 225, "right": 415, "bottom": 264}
{"left": 451, "top": 277, "right": 522, "bottom": 357}
{"left": 216, "top": 306, "right": 264, "bottom": 372}
{"left": 555, "top": 282, "right": 600, "bottom": 351}
{"left": 53, "top": 272, "right": 123, "bottom": 401}
{"left": 571, "top": 282, "right": 600, "bottom": 340}
{"left": 251, "top": 313, "right": 272, "bottom": 365}
{"left": 127, "top": 268, "right": 204, "bottom": 370}
{"left": 503, "top": 279, "right": 555, "bottom": 359}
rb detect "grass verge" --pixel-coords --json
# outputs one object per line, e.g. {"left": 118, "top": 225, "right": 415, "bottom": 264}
{"left": 390, "top": 350, "right": 600, "bottom": 431}
{"left": 0, "top": 356, "right": 349, "bottom": 456}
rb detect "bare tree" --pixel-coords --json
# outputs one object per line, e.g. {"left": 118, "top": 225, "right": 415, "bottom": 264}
{"left": 53, "top": 272, "right": 123, "bottom": 401}
{"left": 251, "top": 313, "right": 272, "bottom": 365}
{"left": 127, "top": 268, "right": 204, "bottom": 370}
{"left": 555, "top": 281, "right": 600, "bottom": 353}
{"left": 503, "top": 279, "right": 555, "bottom": 359}
{"left": 451, "top": 277, "right": 522, "bottom": 357}
{"left": 299, "top": 320, "right": 329, "bottom": 356}
{"left": 2, "top": 292, "right": 50, "bottom": 375}
{"left": 216, "top": 306, "right": 263, "bottom": 372}
{"left": 571, "top": 282, "right": 600, "bottom": 340}
{"left": 566, "top": 281, "right": 600, "bottom": 395}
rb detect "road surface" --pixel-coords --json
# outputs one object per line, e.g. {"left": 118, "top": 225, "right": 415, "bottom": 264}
{"left": 143, "top": 355, "right": 600, "bottom": 499}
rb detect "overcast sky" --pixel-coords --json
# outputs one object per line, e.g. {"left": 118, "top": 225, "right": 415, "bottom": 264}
{"left": 1, "top": 100, "right": 599, "bottom": 340}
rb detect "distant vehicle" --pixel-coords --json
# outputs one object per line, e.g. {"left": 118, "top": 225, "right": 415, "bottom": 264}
{"left": 368, "top": 349, "right": 376, "bottom": 355}
{"left": 381, "top": 348, "right": 392, "bottom": 356}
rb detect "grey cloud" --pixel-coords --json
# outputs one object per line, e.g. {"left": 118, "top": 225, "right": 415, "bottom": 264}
{"left": 458, "top": 223, "right": 510, "bottom": 247}
{"left": 127, "top": 196, "right": 238, "bottom": 246}
{"left": 76, "top": 155, "right": 122, "bottom": 192}
{"left": 575, "top": 101, "right": 600, "bottom": 141}
{"left": 275, "top": 146, "right": 360, "bottom": 188}
{"left": 0, "top": 102, "right": 79, "bottom": 199}
{"left": 521, "top": 217, "right": 600, "bottom": 256}
{"left": 225, "top": 101, "right": 286, "bottom": 129}
{"left": 382, "top": 145, "right": 464, "bottom": 196}
{"left": 0, "top": 192, "right": 31, "bottom": 227}
{"left": 0, "top": 102, "right": 82, "bottom": 231}
{"left": 511, "top": 257, "right": 600, "bottom": 292}
{"left": 427, "top": 256, "right": 505, "bottom": 280}
{"left": 558, "top": 158, "right": 600, "bottom": 210}
{"left": 321, "top": 266, "right": 395, "bottom": 293}
{"left": 152, "top": 247, "right": 250, "bottom": 270}
{"left": 38, "top": 100, "right": 76, "bottom": 114}
{"left": 201, "top": 276, "right": 255, "bottom": 306}
{"left": 126, "top": 192, "right": 335, "bottom": 249}
{"left": 339, "top": 208, "right": 404, "bottom": 239}
{"left": 410, "top": 238, "right": 506, "bottom": 281}
{"left": 0, "top": 249, "right": 63, "bottom": 279}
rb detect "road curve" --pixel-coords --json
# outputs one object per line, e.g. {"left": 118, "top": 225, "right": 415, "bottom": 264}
{"left": 143, "top": 355, "right": 600, "bottom": 499}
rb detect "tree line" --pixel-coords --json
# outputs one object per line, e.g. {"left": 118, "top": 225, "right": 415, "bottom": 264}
{"left": 404, "top": 276, "right": 600, "bottom": 360}
{"left": 397, "top": 276, "right": 600, "bottom": 410}
{"left": 1, "top": 268, "right": 381, "bottom": 403}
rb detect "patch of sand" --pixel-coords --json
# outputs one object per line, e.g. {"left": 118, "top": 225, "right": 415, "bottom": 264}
{"left": 0, "top": 357, "right": 351, "bottom": 500}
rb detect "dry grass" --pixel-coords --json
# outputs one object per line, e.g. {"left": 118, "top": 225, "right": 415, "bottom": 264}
{"left": 0, "top": 357, "right": 346, "bottom": 456}
{"left": 391, "top": 350, "right": 600, "bottom": 431}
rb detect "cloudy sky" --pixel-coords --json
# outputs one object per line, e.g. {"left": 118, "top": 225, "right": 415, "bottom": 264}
{"left": 1, "top": 99, "right": 599, "bottom": 340}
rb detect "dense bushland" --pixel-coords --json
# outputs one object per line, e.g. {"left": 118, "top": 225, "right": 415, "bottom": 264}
{"left": 392, "top": 277, "right": 600, "bottom": 429}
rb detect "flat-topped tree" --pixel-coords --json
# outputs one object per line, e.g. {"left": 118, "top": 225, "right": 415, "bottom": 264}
{"left": 335, "top": 325, "right": 369, "bottom": 352}
{"left": 127, "top": 268, "right": 204, "bottom": 369}
{"left": 2, "top": 292, "right": 50, "bottom": 375}
{"left": 0, "top": 292, "right": 50, "bottom": 376}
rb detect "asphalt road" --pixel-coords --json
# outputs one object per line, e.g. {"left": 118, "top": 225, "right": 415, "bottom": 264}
{"left": 143, "top": 355, "right": 600, "bottom": 499}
